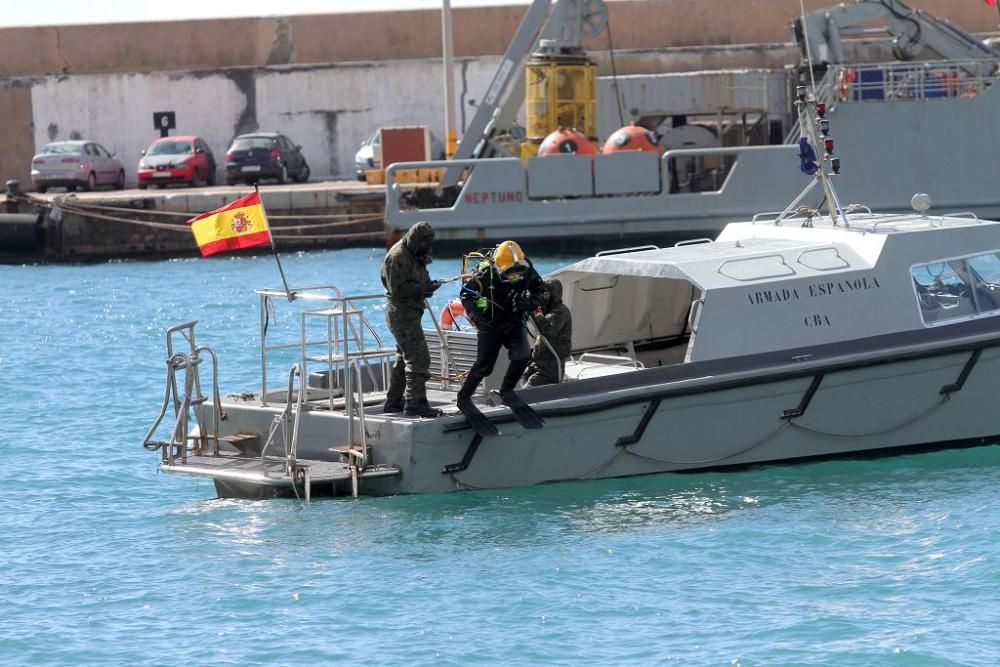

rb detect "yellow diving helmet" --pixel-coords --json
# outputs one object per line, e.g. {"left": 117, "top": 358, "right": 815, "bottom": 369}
{"left": 493, "top": 240, "right": 528, "bottom": 282}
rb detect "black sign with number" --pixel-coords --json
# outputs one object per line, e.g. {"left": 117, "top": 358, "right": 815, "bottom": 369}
{"left": 153, "top": 111, "right": 176, "bottom": 137}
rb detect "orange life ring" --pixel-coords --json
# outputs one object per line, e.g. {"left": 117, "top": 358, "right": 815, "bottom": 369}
{"left": 837, "top": 68, "right": 856, "bottom": 101}
{"left": 439, "top": 299, "right": 474, "bottom": 330}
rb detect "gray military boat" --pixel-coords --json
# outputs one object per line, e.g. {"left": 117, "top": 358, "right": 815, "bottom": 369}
{"left": 144, "top": 84, "right": 1000, "bottom": 499}
{"left": 385, "top": 0, "right": 1000, "bottom": 251}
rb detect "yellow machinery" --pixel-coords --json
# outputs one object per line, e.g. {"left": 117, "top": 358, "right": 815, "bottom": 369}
{"left": 521, "top": 40, "right": 597, "bottom": 159}
{"left": 440, "top": 0, "right": 609, "bottom": 188}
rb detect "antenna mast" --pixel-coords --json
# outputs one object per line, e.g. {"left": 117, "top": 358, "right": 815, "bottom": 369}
{"left": 776, "top": 1, "right": 847, "bottom": 226}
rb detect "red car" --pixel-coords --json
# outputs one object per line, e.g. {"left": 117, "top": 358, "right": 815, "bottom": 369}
{"left": 137, "top": 136, "right": 217, "bottom": 189}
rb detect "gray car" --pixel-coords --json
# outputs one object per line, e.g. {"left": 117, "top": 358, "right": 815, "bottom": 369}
{"left": 30, "top": 140, "right": 126, "bottom": 193}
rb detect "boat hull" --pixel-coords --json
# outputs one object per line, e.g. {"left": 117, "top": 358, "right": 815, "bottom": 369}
{"left": 179, "top": 337, "right": 1000, "bottom": 497}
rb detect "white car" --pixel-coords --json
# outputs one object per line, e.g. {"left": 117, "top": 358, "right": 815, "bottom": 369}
{"left": 31, "top": 140, "right": 126, "bottom": 193}
{"left": 354, "top": 130, "right": 446, "bottom": 181}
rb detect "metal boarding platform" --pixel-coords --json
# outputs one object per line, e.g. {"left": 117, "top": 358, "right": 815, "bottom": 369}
{"left": 160, "top": 454, "right": 401, "bottom": 498}
{"left": 143, "top": 286, "right": 408, "bottom": 500}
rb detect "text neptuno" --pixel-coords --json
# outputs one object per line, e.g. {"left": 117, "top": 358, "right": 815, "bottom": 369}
{"left": 464, "top": 191, "right": 524, "bottom": 205}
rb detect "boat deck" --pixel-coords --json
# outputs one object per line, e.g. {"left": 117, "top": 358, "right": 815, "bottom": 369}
{"left": 162, "top": 452, "right": 355, "bottom": 486}
{"left": 247, "top": 384, "right": 494, "bottom": 420}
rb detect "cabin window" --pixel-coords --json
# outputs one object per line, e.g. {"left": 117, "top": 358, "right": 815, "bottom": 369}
{"left": 912, "top": 251, "right": 1000, "bottom": 325}
{"left": 967, "top": 252, "right": 1000, "bottom": 312}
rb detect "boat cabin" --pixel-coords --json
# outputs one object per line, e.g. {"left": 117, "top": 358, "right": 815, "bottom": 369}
{"left": 545, "top": 212, "right": 1000, "bottom": 376}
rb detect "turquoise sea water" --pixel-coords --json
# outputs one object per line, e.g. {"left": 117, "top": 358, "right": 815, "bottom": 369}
{"left": 1, "top": 248, "right": 998, "bottom": 666}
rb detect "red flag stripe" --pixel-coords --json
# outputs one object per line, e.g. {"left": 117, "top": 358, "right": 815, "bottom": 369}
{"left": 197, "top": 230, "right": 272, "bottom": 257}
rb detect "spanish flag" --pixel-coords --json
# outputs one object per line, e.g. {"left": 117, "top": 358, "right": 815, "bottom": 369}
{"left": 187, "top": 191, "right": 271, "bottom": 256}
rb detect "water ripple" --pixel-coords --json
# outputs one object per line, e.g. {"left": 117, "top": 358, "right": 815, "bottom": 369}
{"left": 2, "top": 255, "right": 999, "bottom": 665}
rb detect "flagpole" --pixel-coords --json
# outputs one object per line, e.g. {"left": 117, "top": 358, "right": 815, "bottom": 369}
{"left": 255, "top": 183, "right": 295, "bottom": 301}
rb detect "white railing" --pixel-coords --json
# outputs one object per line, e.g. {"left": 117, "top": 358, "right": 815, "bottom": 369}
{"left": 256, "top": 285, "right": 392, "bottom": 410}
{"left": 832, "top": 58, "right": 998, "bottom": 104}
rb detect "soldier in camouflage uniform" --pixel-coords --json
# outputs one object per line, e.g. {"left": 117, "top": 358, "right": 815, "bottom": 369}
{"left": 523, "top": 278, "right": 572, "bottom": 387}
{"left": 380, "top": 221, "right": 441, "bottom": 417}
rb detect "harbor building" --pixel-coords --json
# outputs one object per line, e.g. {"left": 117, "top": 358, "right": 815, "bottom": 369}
{"left": 0, "top": 1, "right": 993, "bottom": 187}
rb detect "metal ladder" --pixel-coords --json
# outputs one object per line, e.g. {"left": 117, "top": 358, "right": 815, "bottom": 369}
{"left": 143, "top": 322, "right": 367, "bottom": 501}
{"left": 258, "top": 364, "right": 310, "bottom": 495}
{"left": 147, "top": 300, "right": 402, "bottom": 500}
{"left": 257, "top": 362, "right": 400, "bottom": 501}
{"left": 337, "top": 361, "right": 391, "bottom": 497}
{"left": 143, "top": 321, "right": 226, "bottom": 465}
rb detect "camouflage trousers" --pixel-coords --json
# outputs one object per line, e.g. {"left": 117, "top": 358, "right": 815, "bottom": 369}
{"left": 522, "top": 359, "right": 563, "bottom": 387}
{"left": 386, "top": 305, "right": 431, "bottom": 401}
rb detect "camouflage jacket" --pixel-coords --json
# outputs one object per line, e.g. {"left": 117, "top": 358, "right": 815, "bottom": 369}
{"left": 380, "top": 221, "right": 434, "bottom": 314}
{"left": 531, "top": 278, "right": 572, "bottom": 363}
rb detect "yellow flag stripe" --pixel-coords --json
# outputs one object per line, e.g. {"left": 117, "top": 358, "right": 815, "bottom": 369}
{"left": 190, "top": 202, "right": 269, "bottom": 247}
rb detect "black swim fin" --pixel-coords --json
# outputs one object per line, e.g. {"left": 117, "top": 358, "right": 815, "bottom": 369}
{"left": 499, "top": 390, "right": 545, "bottom": 429}
{"left": 457, "top": 396, "right": 501, "bottom": 437}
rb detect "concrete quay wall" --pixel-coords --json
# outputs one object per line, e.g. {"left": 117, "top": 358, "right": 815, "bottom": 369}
{"left": 1, "top": 184, "right": 385, "bottom": 262}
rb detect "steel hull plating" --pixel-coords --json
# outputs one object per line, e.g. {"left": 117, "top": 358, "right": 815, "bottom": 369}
{"left": 188, "top": 335, "right": 1000, "bottom": 497}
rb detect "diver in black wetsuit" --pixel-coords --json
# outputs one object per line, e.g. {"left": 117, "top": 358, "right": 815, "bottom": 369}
{"left": 456, "top": 240, "right": 546, "bottom": 415}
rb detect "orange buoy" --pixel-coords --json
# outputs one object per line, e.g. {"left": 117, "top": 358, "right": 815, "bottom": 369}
{"left": 602, "top": 123, "right": 660, "bottom": 154}
{"left": 439, "top": 299, "right": 474, "bottom": 330}
{"left": 837, "top": 67, "right": 857, "bottom": 101}
{"left": 537, "top": 127, "right": 597, "bottom": 157}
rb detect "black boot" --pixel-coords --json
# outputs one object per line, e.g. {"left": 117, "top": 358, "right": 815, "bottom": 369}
{"left": 404, "top": 398, "right": 442, "bottom": 418}
{"left": 383, "top": 398, "right": 405, "bottom": 413}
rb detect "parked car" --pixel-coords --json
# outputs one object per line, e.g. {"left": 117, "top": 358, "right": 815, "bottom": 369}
{"left": 30, "top": 140, "right": 126, "bottom": 193}
{"left": 137, "top": 136, "right": 216, "bottom": 189}
{"left": 353, "top": 129, "right": 446, "bottom": 180}
{"left": 224, "top": 132, "right": 310, "bottom": 185}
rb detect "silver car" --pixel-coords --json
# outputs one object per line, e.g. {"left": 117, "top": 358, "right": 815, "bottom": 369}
{"left": 30, "top": 140, "right": 126, "bottom": 193}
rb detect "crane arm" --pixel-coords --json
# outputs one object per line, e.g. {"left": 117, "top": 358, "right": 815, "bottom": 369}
{"left": 794, "top": 0, "right": 995, "bottom": 70}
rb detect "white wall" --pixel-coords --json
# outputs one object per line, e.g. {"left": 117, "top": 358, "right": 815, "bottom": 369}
{"left": 31, "top": 73, "right": 249, "bottom": 184}
{"left": 28, "top": 57, "right": 503, "bottom": 185}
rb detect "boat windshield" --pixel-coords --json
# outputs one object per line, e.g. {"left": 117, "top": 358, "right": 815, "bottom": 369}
{"left": 912, "top": 251, "right": 1000, "bottom": 324}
